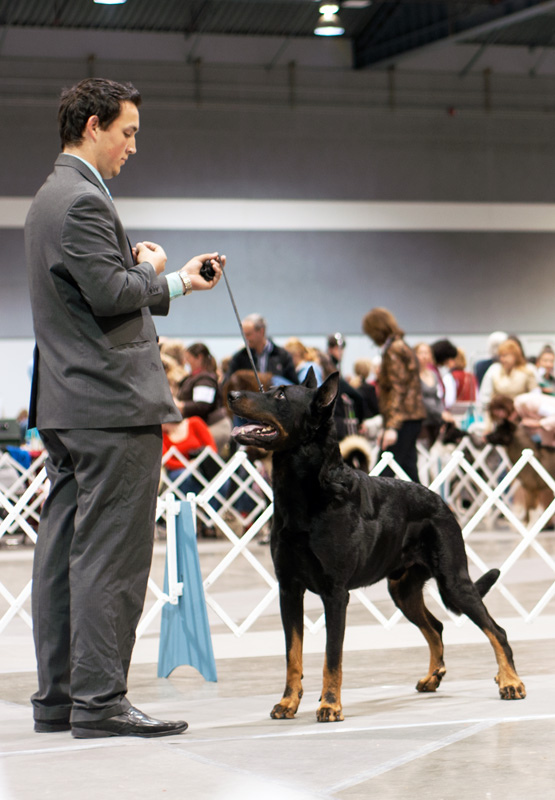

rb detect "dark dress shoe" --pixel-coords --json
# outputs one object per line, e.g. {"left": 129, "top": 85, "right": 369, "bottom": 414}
{"left": 71, "top": 706, "right": 188, "bottom": 739}
{"left": 34, "top": 719, "right": 71, "bottom": 733}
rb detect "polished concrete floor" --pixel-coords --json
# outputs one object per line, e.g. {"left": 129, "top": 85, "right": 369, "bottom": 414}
{"left": 1, "top": 533, "right": 554, "bottom": 800}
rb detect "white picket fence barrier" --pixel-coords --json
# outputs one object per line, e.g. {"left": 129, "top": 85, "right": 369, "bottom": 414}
{"left": 1, "top": 439, "right": 555, "bottom": 641}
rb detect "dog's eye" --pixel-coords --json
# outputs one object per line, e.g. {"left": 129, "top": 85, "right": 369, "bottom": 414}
{"left": 275, "top": 388, "right": 286, "bottom": 400}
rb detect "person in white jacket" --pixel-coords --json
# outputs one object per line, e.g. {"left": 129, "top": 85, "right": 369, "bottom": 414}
{"left": 513, "top": 392, "right": 555, "bottom": 447}
{"left": 479, "top": 339, "right": 538, "bottom": 425}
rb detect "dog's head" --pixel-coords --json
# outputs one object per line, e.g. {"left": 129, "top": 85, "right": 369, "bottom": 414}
{"left": 488, "top": 394, "right": 516, "bottom": 422}
{"left": 486, "top": 418, "right": 517, "bottom": 447}
{"left": 228, "top": 368, "right": 340, "bottom": 452}
{"left": 440, "top": 421, "right": 467, "bottom": 446}
{"left": 222, "top": 369, "right": 274, "bottom": 412}
{"left": 486, "top": 395, "right": 518, "bottom": 446}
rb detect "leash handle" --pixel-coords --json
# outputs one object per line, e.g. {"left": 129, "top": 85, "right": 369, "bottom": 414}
{"left": 205, "top": 256, "right": 265, "bottom": 393}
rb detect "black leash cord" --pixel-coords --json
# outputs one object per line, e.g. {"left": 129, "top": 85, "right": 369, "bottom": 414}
{"left": 202, "top": 256, "right": 264, "bottom": 392}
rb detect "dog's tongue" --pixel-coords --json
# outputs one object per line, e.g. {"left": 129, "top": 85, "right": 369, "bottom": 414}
{"left": 231, "top": 423, "right": 261, "bottom": 437}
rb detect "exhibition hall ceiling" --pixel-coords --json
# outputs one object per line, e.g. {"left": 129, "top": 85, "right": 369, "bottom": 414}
{"left": 2, "top": 0, "right": 555, "bottom": 69}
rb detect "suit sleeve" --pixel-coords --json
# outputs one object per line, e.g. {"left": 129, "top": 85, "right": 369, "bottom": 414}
{"left": 61, "top": 191, "right": 169, "bottom": 317}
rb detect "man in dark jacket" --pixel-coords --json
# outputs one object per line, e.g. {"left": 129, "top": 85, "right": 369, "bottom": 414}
{"left": 227, "top": 313, "right": 298, "bottom": 385}
{"left": 25, "top": 77, "right": 223, "bottom": 739}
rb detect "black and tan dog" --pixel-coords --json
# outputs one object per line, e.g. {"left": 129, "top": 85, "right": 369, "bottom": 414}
{"left": 228, "top": 370, "right": 526, "bottom": 722}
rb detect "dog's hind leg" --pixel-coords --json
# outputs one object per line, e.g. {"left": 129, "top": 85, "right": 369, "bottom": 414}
{"left": 317, "top": 590, "right": 349, "bottom": 722}
{"left": 388, "top": 565, "right": 447, "bottom": 693}
{"left": 438, "top": 574, "right": 526, "bottom": 700}
{"left": 271, "top": 584, "right": 305, "bottom": 719}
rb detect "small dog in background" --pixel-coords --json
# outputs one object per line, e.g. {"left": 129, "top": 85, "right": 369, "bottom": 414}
{"left": 487, "top": 394, "right": 555, "bottom": 523}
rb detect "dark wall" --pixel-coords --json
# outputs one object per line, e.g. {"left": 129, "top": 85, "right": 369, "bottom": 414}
{"left": 3, "top": 71, "right": 555, "bottom": 339}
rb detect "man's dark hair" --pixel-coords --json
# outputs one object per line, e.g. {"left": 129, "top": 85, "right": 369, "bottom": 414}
{"left": 58, "top": 78, "right": 141, "bottom": 148}
{"left": 431, "top": 339, "right": 458, "bottom": 366}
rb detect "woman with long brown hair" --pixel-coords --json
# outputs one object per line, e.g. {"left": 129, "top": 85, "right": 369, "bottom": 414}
{"left": 362, "top": 307, "right": 425, "bottom": 482}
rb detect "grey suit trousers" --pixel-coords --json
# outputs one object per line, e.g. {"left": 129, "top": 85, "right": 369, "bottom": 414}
{"left": 31, "top": 426, "right": 162, "bottom": 723}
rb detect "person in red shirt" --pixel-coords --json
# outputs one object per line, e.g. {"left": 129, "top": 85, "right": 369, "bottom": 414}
{"left": 451, "top": 348, "right": 477, "bottom": 402}
{"left": 162, "top": 416, "right": 216, "bottom": 485}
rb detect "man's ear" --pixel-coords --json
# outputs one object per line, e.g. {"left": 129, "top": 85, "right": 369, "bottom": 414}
{"left": 84, "top": 115, "right": 100, "bottom": 141}
{"left": 314, "top": 372, "right": 340, "bottom": 414}
{"left": 302, "top": 366, "right": 317, "bottom": 389}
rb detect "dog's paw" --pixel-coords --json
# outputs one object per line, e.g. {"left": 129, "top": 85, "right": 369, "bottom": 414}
{"left": 416, "top": 667, "right": 446, "bottom": 693}
{"left": 316, "top": 704, "right": 344, "bottom": 723}
{"left": 496, "top": 675, "right": 526, "bottom": 700}
{"left": 270, "top": 701, "right": 298, "bottom": 719}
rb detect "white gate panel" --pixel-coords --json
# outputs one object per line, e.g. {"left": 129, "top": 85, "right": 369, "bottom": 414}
{"left": 1, "top": 443, "right": 554, "bottom": 641}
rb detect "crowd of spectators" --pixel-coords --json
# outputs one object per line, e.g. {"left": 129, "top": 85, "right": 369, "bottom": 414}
{"left": 5, "top": 312, "right": 555, "bottom": 551}
{"left": 7, "top": 316, "right": 555, "bottom": 493}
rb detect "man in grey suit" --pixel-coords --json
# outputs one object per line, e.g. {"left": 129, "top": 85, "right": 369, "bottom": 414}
{"left": 25, "top": 78, "right": 224, "bottom": 739}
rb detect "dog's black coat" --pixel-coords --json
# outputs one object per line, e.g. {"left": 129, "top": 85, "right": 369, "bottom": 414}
{"left": 229, "top": 370, "right": 526, "bottom": 721}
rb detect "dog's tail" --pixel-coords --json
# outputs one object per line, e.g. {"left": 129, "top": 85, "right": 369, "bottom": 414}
{"left": 474, "top": 568, "right": 500, "bottom": 597}
{"left": 438, "top": 568, "right": 500, "bottom": 615}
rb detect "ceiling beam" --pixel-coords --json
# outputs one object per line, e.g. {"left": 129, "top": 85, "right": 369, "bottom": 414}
{"left": 354, "top": 0, "right": 555, "bottom": 70}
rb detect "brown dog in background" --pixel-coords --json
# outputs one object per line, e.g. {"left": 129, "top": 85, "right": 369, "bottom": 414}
{"left": 487, "top": 394, "right": 555, "bottom": 523}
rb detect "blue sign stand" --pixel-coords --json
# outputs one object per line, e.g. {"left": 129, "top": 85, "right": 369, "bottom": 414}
{"left": 158, "top": 501, "right": 217, "bottom": 681}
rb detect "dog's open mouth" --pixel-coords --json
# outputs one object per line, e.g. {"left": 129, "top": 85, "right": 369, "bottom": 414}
{"left": 231, "top": 421, "right": 279, "bottom": 446}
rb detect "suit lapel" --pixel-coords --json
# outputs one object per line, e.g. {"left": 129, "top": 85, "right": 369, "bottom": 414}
{"left": 55, "top": 154, "right": 134, "bottom": 268}
{"left": 55, "top": 153, "right": 110, "bottom": 198}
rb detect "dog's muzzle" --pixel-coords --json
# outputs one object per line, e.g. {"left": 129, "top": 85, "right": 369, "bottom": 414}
{"left": 231, "top": 422, "right": 279, "bottom": 446}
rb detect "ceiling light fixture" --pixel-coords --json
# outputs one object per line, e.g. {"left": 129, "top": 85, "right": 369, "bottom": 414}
{"left": 93, "top": 0, "right": 127, "bottom": 6}
{"left": 314, "top": 4, "right": 345, "bottom": 37}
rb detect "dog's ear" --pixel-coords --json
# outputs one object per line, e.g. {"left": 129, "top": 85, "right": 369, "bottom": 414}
{"left": 313, "top": 371, "right": 340, "bottom": 415}
{"left": 302, "top": 366, "right": 318, "bottom": 389}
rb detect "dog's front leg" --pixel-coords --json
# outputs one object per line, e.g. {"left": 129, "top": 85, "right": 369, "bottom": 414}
{"left": 317, "top": 591, "right": 349, "bottom": 722}
{"left": 271, "top": 584, "right": 305, "bottom": 719}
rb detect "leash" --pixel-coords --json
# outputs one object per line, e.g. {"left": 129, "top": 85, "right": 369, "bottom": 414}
{"left": 201, "top": 256, "right": 264, "bottom": 392}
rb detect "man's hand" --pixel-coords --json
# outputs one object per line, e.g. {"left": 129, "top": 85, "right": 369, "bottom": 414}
{"left": 135, "top": 241, "right": 168, "bottom": 275}
{"left": 182, "top": 253, "right": 225, "bottom": 291}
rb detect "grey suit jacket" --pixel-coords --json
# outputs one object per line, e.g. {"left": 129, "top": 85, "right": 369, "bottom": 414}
{"left": 25, "top": 154, "right": 181, "bottom": 429}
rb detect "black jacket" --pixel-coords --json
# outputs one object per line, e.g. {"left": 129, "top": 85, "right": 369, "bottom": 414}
{"left": 228, "top": 340, "right": 299, "bottom": 385}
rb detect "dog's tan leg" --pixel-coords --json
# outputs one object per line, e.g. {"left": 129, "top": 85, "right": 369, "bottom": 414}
{"left": 317, "top": 656, "right": 344, "bottom": 722}
{"left": 316, "top": 592, "right": 348, "bottom": 722}
{"left": 436, "top": 569, "right": 526, "bottom": 700}
{"left": 484, "top": 629, "right": 526, "bottom": 700}
{"left": 415, "top": 624, "right": 446, "bottom": 693}
{"left": 271, "top": 627, "right": 304, "bottom": 719}
{"left": 271, "top": 584, "right": 305, "bottom": 719}
{"left": 388, "top": 569, "right": 446, "bottom": 692}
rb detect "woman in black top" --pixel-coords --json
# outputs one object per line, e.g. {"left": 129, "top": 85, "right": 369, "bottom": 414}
{"left": 178, "top": 342, "right": 231, "bottom": 455}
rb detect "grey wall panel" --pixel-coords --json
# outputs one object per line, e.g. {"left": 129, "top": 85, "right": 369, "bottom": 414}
{"left": 2, "top": 229, "right": 29, "bottom": 336}
{"left": 0, "top": 107, "right": 60, "bottom": 196}
{"left": 4, "top": 227, "right": 553, "bottom": 338}
{"left": 3, "top": 87, "right": 555, "bottom": 343}
{"left": 5, "top": 101, "right": 555, "bottom": 202}
{"left": 83, "top": 108, "right": 555, "bottom": 203}
{"left": 137, "top": 229, "right": 555, "bottom": 337}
